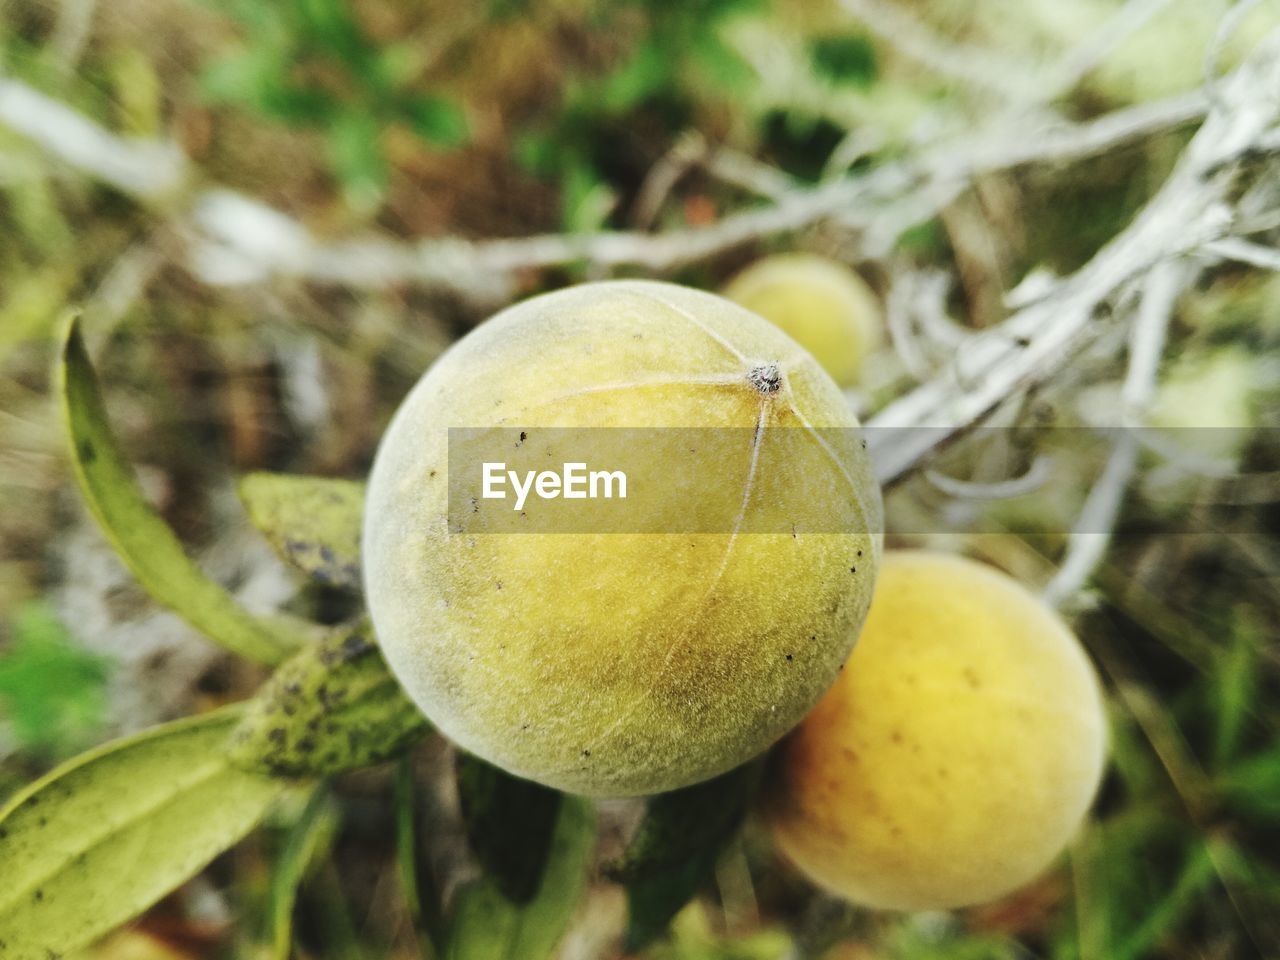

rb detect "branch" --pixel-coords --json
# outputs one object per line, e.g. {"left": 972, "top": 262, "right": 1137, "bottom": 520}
{"left": 866, "top": 29, "right": 1280, "bottom": 486}
{"left": 1042, "top": 259, "right": 1186, "bottom": 608}
{"left": 0, "top": 78, "right": 187, "bottom": 200}
{"left": 0, "top": 66, "right": 1208, "bottom": 303}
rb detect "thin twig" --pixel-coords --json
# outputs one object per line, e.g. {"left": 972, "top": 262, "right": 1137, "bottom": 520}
{"left": 866, "top": 31, "right": 1280, "bottom": 486}
{"left": 0, "top": 63, "right": 1209, "bottom": 300}
{"left": 1043, "top": 259, "right": 1186, "bottom": 607}
{"left": 0, "top": 78, "right": 187, "bottom": 199}
{"left": 1203, "top": 237, "right": 1280, "bottom": 271}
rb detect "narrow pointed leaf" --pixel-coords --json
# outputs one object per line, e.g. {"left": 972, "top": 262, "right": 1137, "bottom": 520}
{"left": 238, "top": 472, "right": 365, "bottom": 591}
{"left": 455, "top": 754, "right": 562, "bottom": 903}
{"left": 444, "top": 795, "right": 595, "bottom": 960}
{"left": 395, "top": 757, "right": 446, "bottom": 957}
{"left": 610, "top": 764, "right": 757, "bottom": 951}
{"left": 57, "top": 314, "right": 296, "bottom": 665}
{"left": 0, "top": 708, "right": 290, "bottom": 960}
{"left": 267, "top": 786, "right": 340, "bottom": 960}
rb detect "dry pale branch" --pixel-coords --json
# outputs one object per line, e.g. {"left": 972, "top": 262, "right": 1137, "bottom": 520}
{"left": 1042, "top": 259, "right": 1187, "bottom": 608}
{"left": 0, "top": 63, "right": 1207, "bottom": 304}
{"left": 185, "top": 89, "right": 1206, "bottom": 299}
{"left": 864, "top": 29, "right": 1280, "bottom": 487}
{"left": 0, "top": 78, "right": 187, "bottom": 199}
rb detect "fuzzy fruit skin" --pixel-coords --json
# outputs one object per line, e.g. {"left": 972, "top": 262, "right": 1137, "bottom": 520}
{"left": 722, "top": 254, "right": 883, "bottom": 388}
{"left": 363, "top": 280, "right": 882, "bottom": 798}
{"left": 766, "top": 551, "right": 1107, "bottom": 911}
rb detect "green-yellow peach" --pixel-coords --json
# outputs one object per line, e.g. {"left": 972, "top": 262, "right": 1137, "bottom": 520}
{"left": 363, "top": 280, "right": 882, "bottom": 797}
{"left": 722, "top": 253, "right": 883, "bottom": 388}
{"left": 766, "top": 551, "right": 1106, "bottom": 910}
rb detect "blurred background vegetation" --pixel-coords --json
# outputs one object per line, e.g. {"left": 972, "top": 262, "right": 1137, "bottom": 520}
{"left": 1, "top": 0, "right": 1278, "bottom": 958}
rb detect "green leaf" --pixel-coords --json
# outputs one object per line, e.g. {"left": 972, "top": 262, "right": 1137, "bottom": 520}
{"left": 291, "top": 0, "right": 373, "bottom": 73}
{"left": 1113, "top": 842, "right": 1217, "bottom": 960}
{"left": 199, "top": 46, "right": 335, "bottom": 125}
{"left": 267, "top": 786, "right": 341, "bottom": 960}
{"left": 1219, "top": 748, "right": 1280, "bottom": 822}
{"left": 230, "top": 623, "right": 429, "bottom": 777}
{"left": 0, "top": 602, "right": 108, "bottom": 757}
{"left": 561, "top": 161, "right": 617, "bottom": 235}
{"left": 199, "top": 49, "right": 280, "bottom": 106}
{"left": 0, "top": 708, "right": 290, "bottom": 960}
{"left": 456, "top": 755, "right": 563, "bottom": 904}
{"left": 445, "top": 796, "right": 595, "bottom": 960}
{"left": 1213, "top": 612, "right": 1260, "bottom": 766}
{"left": 610, "top": 764, "right": 757, "bottom": 951}
{"left": 807, "top": 34, "right": 878, "bottom": 88}
{"left": 404, "top": 96, "right": 469, "bottom": 148}
{"left": 327, "top": 111, "right": 387, "bottom": 214}
{"left": 238, "top": 472, "right": 365, "bottom": 591}
{"left": 58, "top": 314, "right": 298, "bottom": 665}
{"left": 689, "top": 31, "right": 754, "bottom": 90}
{"left": 514, "top": 129, "right": 559, "bottom": 177}
{"left": 599, "top": 40, "right": 672, "bottom": 112}
{"left": 395, "top": 757, "right": 445, "bottom": 956}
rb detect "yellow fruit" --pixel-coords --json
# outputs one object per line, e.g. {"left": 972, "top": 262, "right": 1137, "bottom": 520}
{"left": 766, "top": 551, "right": 1106, "bottom": 910}
{"left": 363, "top": 280, "right": 882, "bottom": 797}
{"left": 722, "top": 254, "right": 883, "bottom": 388}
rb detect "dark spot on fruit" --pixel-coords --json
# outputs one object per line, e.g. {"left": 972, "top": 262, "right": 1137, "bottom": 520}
{"left": 963, "top": 667, "right": 982, "bottom": 689}
{"left": 890, "top": 730, "right": 903, "bottom": 744}
{"left": 785, "top": 654, "right": 794, "bottom": 662}
{"left": 78, "top": 440, "right": 96, "bottom": 464}
{"left": 33, "top": 890, "right": 43, "bottom": 902}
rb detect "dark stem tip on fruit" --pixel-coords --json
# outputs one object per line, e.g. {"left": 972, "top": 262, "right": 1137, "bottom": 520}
{"left": 747, "top": 362, "right": 782, "bottom": 395}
